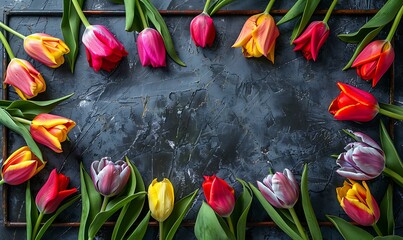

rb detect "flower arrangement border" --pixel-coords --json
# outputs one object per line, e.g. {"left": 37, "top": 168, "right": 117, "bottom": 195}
{"left": 1, "top": 7, "right": 395, "bottom": 229}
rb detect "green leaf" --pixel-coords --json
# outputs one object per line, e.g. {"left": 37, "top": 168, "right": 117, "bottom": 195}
{"left": 140, "top": 0, "right": 186, "bottom": 67}
{"left": 127, "top": 211, "right": 151, "bottom": 240}
{"left": 326, "top": 215, "right": 373, "bottom": 240}
{"left": 301, "top": 164, "right": 322, "bottom": 240}
{"left": 194, "top": 201, "right": 235, "bottom": 240}
{"left": 26, "top": 181, "right": 38, "bottom": 240}
{"left": 378, "top": 183, "right": 394, "bottom": 236}
{"left": 34, "top": 195, "right": 80, "bottom": 240}
{"left": 61, "top": 0, "right": 84, "bottom": 72}
{"left": 124, "top": 0, "right": 136, "bottom": 31}
{"left": 290, "top": 0, "right": 321, "bottom": 43}
{"left": 88, "top": 191, "right": 146, "bottom": 239}
{"left": 277, "top": 0, "right": 307, "bottom": 25}
{"left": 230, "top": 178, "right": 252, "bottom": 240}
{"left": 164, "top": 189, "right": 199, "bottom": 240}
{"left": 249, "top": 183, "right": 303, "bottom": 240}
{"left": 373, "top": 236, "right": 403, "bottom": 240}
{"left": 380, "top": 121, "right": 403, "bottom": 177}
{"left": 208, "top": 0, "right": 237, "bottom": 16}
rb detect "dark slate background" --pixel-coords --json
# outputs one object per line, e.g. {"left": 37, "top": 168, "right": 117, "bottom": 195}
{"left": 1, "top": 0, "right": 402, "bottom": 239}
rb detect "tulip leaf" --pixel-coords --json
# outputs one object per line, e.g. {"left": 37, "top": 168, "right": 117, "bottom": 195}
{"left": 126, "top": 211, "right": 151, "bottom": 240}
{"left": 164, "top": 189, "right": 199, "bottom": 240}
{"left": 88, "top": 191, "right": 146, "bottom": 239}
{"left": 249, "top": 183, "right": 303, "bottom": 240}
{"left": 140, "top": 0, "right": 186, "bottom": 67}
{"left": 61, "top": 0, "right": 84, "bottom": 72}
{"left": 230, "top": 178, "right": 252, "bottom": 240}
{"left": 373, "top": 236, "right": 403, "bottom": 240}
{"left": 35, "top": 195, "right": 80, "bottom": 240}
{"left": 301, "top": 164, "right": 322, "bottom": 240}
{"left": 290, "top": 0, "right": 321, "bottom": 43}
{"left": 379, "top": 120, "right": 403, "bottom": 178}
{"left": 124, "top": 0, "right": 136, "bottom": 31}
{"left": 326, "top": 215, "right": 373, "bottom": 240}
{"left": 277, "top": 0, "right": 307, "bottom": 25}
{"left": 378, "top": 183, "right": 394, "bottom": 236}
{"left": 194, "top": 201, "right": 236, "bottom": 240}
{"left": 208, "top": 0, "right": 237, "bottom": 16}
{"left": 26, "top": 181, "right": 38, "bottom": 240}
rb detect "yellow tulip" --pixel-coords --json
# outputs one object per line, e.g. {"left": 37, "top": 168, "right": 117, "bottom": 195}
{"left": 148, "top": 178, "right": 174, "bottom": 222}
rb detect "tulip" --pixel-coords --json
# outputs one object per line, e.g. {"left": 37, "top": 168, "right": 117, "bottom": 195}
{"left": 337, "top": 131, "right": 385, "bottom": 180}
{"left": 190, "top": 13, "right": 216, "bottom": 48}
{"left": 257, "top": 168, "right": 299, "bottom": 209}
{"left": 336, "top": 180, "right": 380, "bottom": 226}
{"left": 24, "top": 33, "right": 70, "bottom": 68}
{"left": 4, "top": 58, "right": 46, "bottom": 100}
{"left": 82, "top": 25, "right": 128, "bottom": 72}
{"left": 202, "top": 175, "right": 235, "bottom": 217}
{"left": 352, "top": 40, "right": 394, "bottom": 87}
{"left": 137, "top": 28, "right": 166, "bottom": 68}
{"left": 328, "top": 82, "right": 379, "bottom": 122}
{"left": 148, "top": 178, "right": 174, "bottom": 222}
{"left": 90, "top": 157, "right": 131, "bottom": 197}
{"left": 232, "top": 13, "right": 280, "bottom": 63}
{"left": 293, "top": 21, "right": 330, "bottom": 61}
{"left": 30, "top": 113, "right": 76, "bottom": 153}
{"left": 1, "top": 146, "right": 45, "bottom": 185}
{"left": 35, "top": 169, "right": 77, "bottom": 214}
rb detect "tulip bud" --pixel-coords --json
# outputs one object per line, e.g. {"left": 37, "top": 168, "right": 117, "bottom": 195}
{"left": 90, "top": 157, "right": 131, "bottom": 197}
{"left": 190, "top": 13, "right": 216, "bottom": 48}
{"left": 148, "top": 178, "right": 174, "bottom": 222}
{"left": 137, "top": 28, "right": 166, "bottom": 68}
{"left": 24, "top": 33, "right": 70, "bottom": 68}
{"left": 30, "top": 113, "right": 76, "bottom": 153}
{"left": 257, "top": 169, "right": 299, "bottom": 209}
{"left": 336, "top": 180, "right": 380, "bottom": 226}
{"left": 293, "top": 21, "right": 330, "bottom": 61}
{"left": 35, "top": 169, "right": 77, "bottom": 214}
{"left": 202, "top": 175, "right": 235, "bottom": 217}
{"left": 4, "top": 58, "right": 46, "bottom": 100}
{"left": 1, "top": 146, "right": 45, "bottom": 185}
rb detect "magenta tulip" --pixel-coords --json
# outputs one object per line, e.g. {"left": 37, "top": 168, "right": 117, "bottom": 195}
{"left": 293, "top": 21, "right": 330, "bottom": 61}
{"left": 137, "top": 28, "right": 166, "bottom": 68}
{"left": 190, "top": 13, "right": 216, "bottom": 48}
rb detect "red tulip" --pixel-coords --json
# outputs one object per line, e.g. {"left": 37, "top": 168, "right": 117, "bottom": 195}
{"left": 352, "top": 40, "right": 394, "bottom": 87}
{"left": 137, "top": 28, "right": 166, "bottom": 68}
{"left": 190, "top": 13, "right": 216, "bottom": 48}
{"left": 328, "top": 82, "right": 379, "bottom": 122}
{"left": 82, "top": 25, "right": 128, "bottom": 72}
{"left": 293, "top": 21, "right": 330, "bottom": 61}
{"left": 35, "top": 169, "right": 77, "bottom": 214}
{"left": 202, "top": 175, "right": 235, "bottom": 217}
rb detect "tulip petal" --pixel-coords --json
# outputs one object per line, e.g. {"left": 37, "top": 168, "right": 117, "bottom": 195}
{"left": 342, "top": 198, "right": 376, "bottom": 226}
{"left": 352, "top": 41, "right": 384, "bottom": 67}
{"left": 208, "top": 177, "right": 235, "bottom": 217}
{"left": 30, "top": 125, "right": 63, "bottom": 153}
{"left": 252, "top": 14, "right": 279, "bottom": 58}
{"left": 354, "top": 132, "right": 382, "bottom": 150}
{"left": 372, "top": 44, "right": 394, "bottom": 87}
{"left": 32, "top": 113, "right": 76, "bottom": 131}
{"left": 337, "top": 82, "right": 378, "bottom": 107}
{"left": 36, "top": 169, "right": 59, "bottom": 212}
{"left": 257, "top": 180, "right": 283, "bottom": 208}
{"left": 333, "top": 104, "right": 378, "bottom": 122}
{"left": 3, "top": 160, "right": 37, "bottom": 185}
{"left": 232, "top": 14, "right": 261, "bottom": 48}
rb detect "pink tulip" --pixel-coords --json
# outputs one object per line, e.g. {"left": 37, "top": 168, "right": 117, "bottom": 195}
{"left": 293, "top": 21, "right": 330, "bottom": 61}
{"left": 190, "top": 13, "right": 216, "bottom": 48}
{"left": 137, "top": 28, "right": 166, "bottom": 67}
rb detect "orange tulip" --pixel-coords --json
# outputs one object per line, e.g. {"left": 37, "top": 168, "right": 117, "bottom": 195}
{"left": 30, "top": 113, "right": 76, "bottom": 153}
{"left": 232, "top": 13, "right": 280, "bottom": 63}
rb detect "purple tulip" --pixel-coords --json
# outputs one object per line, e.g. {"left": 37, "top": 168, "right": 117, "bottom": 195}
{"left": 336, "top": 132, "right": 385, "bottom": 180}
{"left": 90, "top": 157, "right": 131, "bottom": 197}
{"left": 257, "top": 169, "right": 299, "bottom": 209}
{"left": 137, "top": 28, "right": 166, "bottom": 68}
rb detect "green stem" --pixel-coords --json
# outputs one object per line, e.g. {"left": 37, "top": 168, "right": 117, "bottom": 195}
{"left": 264, "top": 0, "right": 276, "bottom": 14}
{"left": 378, "top": 107, "right": 403, "bottom": 120}
{"left": 100, "top": 196, "right": 109, "bottom": 212}
{"left": 136, "top": 0, "right": 148, "bottom": 29}
{"left": 0, "top": 179, "right": 4, "bottom": 185}
{"left": 386, "top": 4, "right": 403, "bottom": 42}
{"left": 383, "top": 167, "right": 403, "bottom": 186}
{"left": 71, "top": 0, "right": 91, "bottom": 28}
{"left": 372, "top": 223, "right": 383, "bottom": 236}
{"left": 203, "top": 0, "right": 212, "bottom": 14}
{"left": 159, "top": 221, "right": 163, "bottom": 240}
{"left": 289, "top": 207, "right": 308, "bottom": 240}
{"left": 323, "top": 0, "right": 338, "bottom": 24}
{"left": 32, "top": 211, "right": 44, "bottom": 240}
{"left": 0, "top": 22, "right": 25, "bottom": 39}
{"left": 0, "top": 30, "right": 15, "bottom": 59}
{"left": 342, "top": 129, "right": 359, "bottom": 141}
{"left": 12, "top": 116, "right": 32, "bottom": 125}
{"left": 226, "top": 217, "right": 235, "bottom": 236}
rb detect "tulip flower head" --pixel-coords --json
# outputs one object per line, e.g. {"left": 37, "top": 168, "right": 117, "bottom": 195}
{"left": 202, "top": 175, "right": 235, "bottom": 217}
{"left": 232, "top": 13, "right": 280, "bottom": 63}
{"left": 24, "top": 33, "right": 70, "bottom": 68}
{"left": 257, "top": 168, "right": 299, "bottom": 209}
{"left": 352, "top": 40, "right": 394, "bottom": 87}
{"left": 4, "top": 58, "right": 46, "bottom": 100}
{"left": 328, "top": 82, "right": 379, "bottom": 122}
{"left": 337, "top": 131, "right": 385, "bottom": 180}
{"left": 336, "top": 180, "right": 380, "bottom": 226}
{"left": 137, "top": 28, "right": 167, "bottom": 68}
{"left": 90, "top": 157, "right": 131, "bottom": 197}
{"left": 30, "top": 113, "right": 76, "bottom": 153}
{"left": 35, "top": 169, "right": 77, "bottom": 214}
{"left": 1, "top": 146, "right": 45, "bottom": 185}
{"left": 190, "top": 13, "right": 216, "bottom": 48}
{"left": 148, "top": 178, "right": 174, "bottom": 222}
{"left": 82, "top": 25, "right": 128, "bottom": 72}
{"left": 293, "top": 21, "right": 330, "bottom": 61}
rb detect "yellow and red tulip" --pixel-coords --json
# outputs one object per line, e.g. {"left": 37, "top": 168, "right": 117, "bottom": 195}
{"left": 293, "top": 21, "right": 330, "bottom": 61}
{"left": 1, "top": 146, "right": 45, "bottom": 185}
{"left": 148, "top": 178, "right": 175, "bottom": 222}
{"left": 4, "top": 58, "right": 46, "bottom": 100}
{"left": 202, "top": 175, "right": 235, "bottom": 217}
{"left": 24, "top": 33, "right": 70, "bottom": 68}
{"left": 30, "top": 113, "right": 76, "bottom": 153}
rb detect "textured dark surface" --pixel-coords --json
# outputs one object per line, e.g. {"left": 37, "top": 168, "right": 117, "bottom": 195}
{"left": 0, "top": 0, "right": 402, "bottom": 239}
